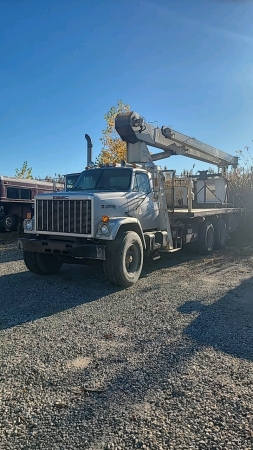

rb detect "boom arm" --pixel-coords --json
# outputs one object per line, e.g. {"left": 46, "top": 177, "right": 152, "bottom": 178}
{"left": 115, "top": 111, "right": 238, "bottom": 169}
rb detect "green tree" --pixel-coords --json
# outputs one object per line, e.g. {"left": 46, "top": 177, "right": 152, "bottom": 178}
{"left": 96, "top": 100, "right": 131, "bottom": 164}
{"left": 15, "top": 161, "right": 33, "bottom": 179}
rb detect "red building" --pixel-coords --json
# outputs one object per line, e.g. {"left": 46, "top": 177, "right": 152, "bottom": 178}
{"left": 0, "top": 176, "right": 63, "bottom": 231}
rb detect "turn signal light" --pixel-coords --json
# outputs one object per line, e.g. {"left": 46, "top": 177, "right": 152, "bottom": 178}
{"left": 102, "top": 215, "right": 109, "bottom": 223}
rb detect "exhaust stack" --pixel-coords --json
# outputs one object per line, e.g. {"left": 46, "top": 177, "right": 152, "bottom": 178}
{"left": 85, "top": 134, "right": 93, "bottom": 166}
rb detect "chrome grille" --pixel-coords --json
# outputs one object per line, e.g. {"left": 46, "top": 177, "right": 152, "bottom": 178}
{"left": 36, "top": 199, "right": 91, "bottom": 234}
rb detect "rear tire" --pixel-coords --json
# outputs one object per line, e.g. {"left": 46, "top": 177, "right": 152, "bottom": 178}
{"left": 23, "top": 251, "right": 62, "bottom": 275}
{"left": 103, "top": 231, "right": 143, "bottom": 287}
{"left": 197, "top": 221, "right": 214, "bottom": 255}
{"left": 214, "top": 219, "right": 227, "bottom": 249}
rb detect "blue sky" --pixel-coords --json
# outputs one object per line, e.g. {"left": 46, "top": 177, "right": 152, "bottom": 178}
{"left": 1, "top": 0, "right": 253, "bottom": 178}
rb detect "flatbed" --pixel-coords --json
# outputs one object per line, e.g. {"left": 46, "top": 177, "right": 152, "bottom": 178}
{"left": 169, "top": 207, "right": 242, "bottom": 219}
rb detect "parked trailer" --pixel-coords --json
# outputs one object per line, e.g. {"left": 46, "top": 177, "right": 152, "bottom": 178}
{"left": 0, "top": 176, "right": 63, "bottom": 231}
{"left": 18, "top": 111, "right": 242, "bottom": 287}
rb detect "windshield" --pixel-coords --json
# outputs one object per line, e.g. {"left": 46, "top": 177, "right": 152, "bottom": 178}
{"left": 72, "top": 168, "right": 132, "bottom": 191}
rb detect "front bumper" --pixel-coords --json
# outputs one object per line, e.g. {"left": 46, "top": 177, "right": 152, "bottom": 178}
{"left": 18, "top": 238, "right": 106, "bottom": 260}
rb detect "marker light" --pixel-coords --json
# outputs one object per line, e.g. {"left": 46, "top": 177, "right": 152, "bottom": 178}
{"left": 102, "top": 215, "right": 109, "bottom": 223}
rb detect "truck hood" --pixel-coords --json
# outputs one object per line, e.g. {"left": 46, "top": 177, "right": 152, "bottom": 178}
{"left": 35, "top": 190, "right": 130, "bottom": 214}
{"left": 35, "top": 190, "right": 128, "bottom": 200}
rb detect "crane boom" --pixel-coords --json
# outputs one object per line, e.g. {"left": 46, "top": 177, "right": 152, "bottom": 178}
{"left": 115, "top": 111, "right": 238, "bottom": 169}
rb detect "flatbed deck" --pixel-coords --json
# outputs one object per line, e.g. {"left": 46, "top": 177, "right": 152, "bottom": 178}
{"left": 169, "top": 207, "right": 242, "bottom": 219}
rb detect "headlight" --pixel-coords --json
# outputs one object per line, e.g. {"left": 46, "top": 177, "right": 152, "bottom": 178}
{"left": 24, "top": 219, "right": 33, "bottom": 231}
{"left": 100, "top": 224, "right": 109, "bottom": 235}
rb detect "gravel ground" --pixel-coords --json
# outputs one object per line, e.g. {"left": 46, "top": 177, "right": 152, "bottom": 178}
{"left": 1, "top": 232, "right": 253, "bottom": 450}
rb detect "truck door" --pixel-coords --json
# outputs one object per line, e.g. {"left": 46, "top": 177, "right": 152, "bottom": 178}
{"left": 129, "top": 172, "right": 159, "bottom": 231}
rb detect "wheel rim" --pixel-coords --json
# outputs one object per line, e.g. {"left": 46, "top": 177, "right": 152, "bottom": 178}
{"left": 125, "top": 244, "right": 140, "bottom": 274}
{"left": 5, "top": 217, "right": 13, "bottom": 227}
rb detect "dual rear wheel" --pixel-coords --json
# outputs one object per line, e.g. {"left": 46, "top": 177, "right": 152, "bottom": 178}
{"left": 195, "top": 218, "right": 227, "bottom": 255}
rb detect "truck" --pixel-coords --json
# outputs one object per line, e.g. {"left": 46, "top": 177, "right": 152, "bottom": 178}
{"left": 0, "top": 176, "right": 63, "bottom": 231}
{"left": 64, "top": 172, "right": 81, "bottom": 191}
{"left": 18, "top": 111, "right": 242, "bottom": 287}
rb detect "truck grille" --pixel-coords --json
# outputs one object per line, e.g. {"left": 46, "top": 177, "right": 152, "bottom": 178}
{"left": 36, "top": 199, "right": 92, "bottom": 234}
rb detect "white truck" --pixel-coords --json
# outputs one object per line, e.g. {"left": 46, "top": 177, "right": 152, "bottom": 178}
{"left": 18, "top": 111, "right": 241, "bottom": 287}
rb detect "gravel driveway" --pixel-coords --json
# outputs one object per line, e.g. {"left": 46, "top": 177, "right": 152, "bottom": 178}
{"left": 1, "top": 232, "right": 253, "bottom": 450}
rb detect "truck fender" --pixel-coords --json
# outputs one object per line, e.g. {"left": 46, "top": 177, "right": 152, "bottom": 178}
{"left": 95, "top": 217, "right": 146, "bottom": 248}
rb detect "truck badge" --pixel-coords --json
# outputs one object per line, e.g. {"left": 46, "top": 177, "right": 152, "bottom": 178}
{"left": 53, "top": 196, "right": 69, "bottom": 199}
{"left": 101, "top": 204, "right": 116, "bottom": 209}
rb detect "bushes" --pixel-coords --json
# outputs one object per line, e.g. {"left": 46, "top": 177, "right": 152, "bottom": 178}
{"left": 226, "top": 160, "right": 253, "bottom": 243}
{"left": 226, "top": 167, "right": 253, "bottom": 210}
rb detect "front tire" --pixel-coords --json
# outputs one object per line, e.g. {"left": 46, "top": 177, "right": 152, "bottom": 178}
{"left": 5, "top": 214, "right": 18, "bottom": 231}
{"left": 23, "top": 251, "right": 62, "bottom": 275}
{"left": 23, "top": 251, "right": 42, "bottom": 274}
{"left": 103, "top": 231, "right": 143, "bottom": 287}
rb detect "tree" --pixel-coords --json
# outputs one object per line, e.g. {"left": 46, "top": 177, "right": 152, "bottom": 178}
{"left": 96, "top": 100, "right": 131, "bottom": 164}
{"left": 226, "top": 143, "right": 253, "bottom": 196}
{"left": 180, "top": 168, "right": 193, "bottom": 177}
{"left": 15, "top": 161, "right": 33, "bottom": 179}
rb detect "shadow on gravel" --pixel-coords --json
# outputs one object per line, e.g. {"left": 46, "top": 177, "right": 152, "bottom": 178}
{"left": 0, "top": 249, "right": 228, "bottom": 332}
{"left": 2, "top": 257, "right": 253, "bottom": 448}
{"left": 61, "top": 277, "right": 253, "bottom": 447}
{"left": 178, "top": 276, "right": 253, "bottom": 361}
{"left": 0, "top": 248, "right": 23, "bottom": 263}
{"left": 0, "top": 264, "right": 120, "bottom": 330}
{"left": 0, "top": 230, "right": 18, "bottom": 241}
{"left": 142, "top": 249, "right": 199, "bottom": 274}
{"left": 0, "top": 249, "right": 199, "bottom": 331}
